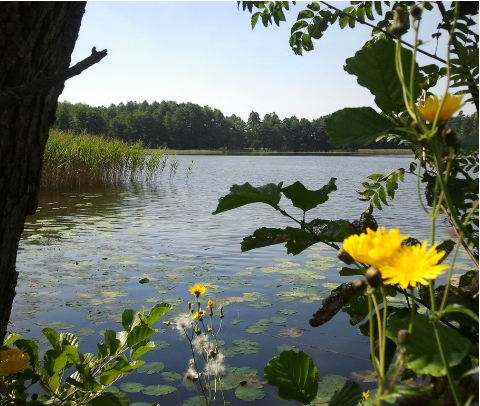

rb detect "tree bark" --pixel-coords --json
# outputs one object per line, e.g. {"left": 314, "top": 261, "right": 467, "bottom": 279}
{"left": 0, "top": 2, "right": 86, "bottom": 344}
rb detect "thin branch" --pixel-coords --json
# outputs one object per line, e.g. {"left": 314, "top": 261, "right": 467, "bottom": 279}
{"left": 320, "top": 1, "right": 448, "bottom": 65}
{"left": 0, "top": 48, "right": 108, "bottom": 107}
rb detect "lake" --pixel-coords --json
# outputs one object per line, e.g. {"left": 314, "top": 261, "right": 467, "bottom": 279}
{"left": 13, "top": 154, "right": 469, "bottom": 405}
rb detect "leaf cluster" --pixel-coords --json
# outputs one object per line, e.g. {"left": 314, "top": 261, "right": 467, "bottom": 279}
{"left": 1, "top": 303, "right": 170, "bottom": 406}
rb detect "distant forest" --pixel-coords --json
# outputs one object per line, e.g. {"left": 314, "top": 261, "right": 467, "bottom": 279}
{"left": 53, "top": 100, "right": 478, "bottom": 152}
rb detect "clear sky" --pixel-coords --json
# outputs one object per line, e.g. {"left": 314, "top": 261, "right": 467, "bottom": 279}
{"left": 60, "top": 1, "right": 478, "bottom": 121}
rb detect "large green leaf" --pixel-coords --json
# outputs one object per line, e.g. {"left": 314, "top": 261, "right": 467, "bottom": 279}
{"left": 328, "top": 379, "right": 363, "bottom": 406}
{"left": 325, "top": 107, "right": 393, "bottom": 147}
{"left": 42, "top": 328, "right": 60, "bottom": 350}
{"left": 241, "top": 227, "right": 317, "bottom": 255}
{"left": 127, "top": 325, "right": 157, "bottom": 347}
{"left": 144, "top": 302, "right": 171, "bottom": 326}
{"left": 281, "top": 178, "right": 337, "bottom": 212}
{"left": 212, "top": 182, "right": 282, "bottom": 214}
{"left": 307, "top": 219, "right": 352, "bottom": 242}
{"left": 122, "top": 309, "right": 141, "bottom": 332}
{"left": 87, "top": 392, "right": 130, "bottom": 406}
{"left": 386, "top": 314, "right": 472, "bottom": 376}
{"left": 344, "top": 39, "right": 421, "bottom": 113}
{"left": 264, "top": 350, "right": 318, "bottom": 404}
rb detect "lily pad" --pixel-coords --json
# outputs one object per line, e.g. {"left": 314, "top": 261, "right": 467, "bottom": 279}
{"left": 277, "top": 309, "right": 297, "bottom": 315}
{"left": 137, "top": 361, "right": 165, "bottom": 374}
{"left": 120, "top": 382, "right": 146, "bottom": 393}
{"left": 235, "top": 382, "right": 265, "bottom": 401}
{"left": 142, "top": 384, "right": 176, "bottom": 396}
{"left": 161, "top": 371, "right": 183, "bottom": 381}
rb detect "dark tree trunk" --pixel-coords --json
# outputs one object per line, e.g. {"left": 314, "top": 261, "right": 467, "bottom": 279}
{"left": 0, "top": 2, "right": 86, "bottom": 344}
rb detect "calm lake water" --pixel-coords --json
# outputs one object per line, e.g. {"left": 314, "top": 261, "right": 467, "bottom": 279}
{"left": 13, "top": 155, "right": 470, "bottom": 405}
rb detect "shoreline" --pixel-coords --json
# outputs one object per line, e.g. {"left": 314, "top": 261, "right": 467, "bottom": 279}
{"left": 147, "top": 149, "right": 414, "bottom": 156}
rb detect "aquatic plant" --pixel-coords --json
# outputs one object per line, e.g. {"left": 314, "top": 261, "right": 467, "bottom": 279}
{"left": 0, "top": 303, "right": 170, "bottom": 405}
{"left": 42, "top": 130, "right": 170, "bottom": 190}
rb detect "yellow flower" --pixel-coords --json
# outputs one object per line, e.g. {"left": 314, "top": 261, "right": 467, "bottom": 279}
{"left": 362, "top": 390, "right": 370, "bottom": 401}
{"left": 343, "top": 227, "right": 408, "bottom": 268}
{"left": 193, "top": 310, "right": 206, "bottom": 319}
{"left": 417, "top": 93, "right": 465, "bottom": 123}
{"left": 0, "top": 349, "right": 31, "bottom": 376}
{"left": 207, "top": 300, "right": 213, "bottom": 308}
{"left": 380, "top": 242, "right": 448, "bottom": 289}
{"left": 189, "top": 284, "right": 206, "bottom": 297}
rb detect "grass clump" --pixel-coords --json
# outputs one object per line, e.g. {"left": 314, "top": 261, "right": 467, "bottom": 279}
{"left": 42, "top": 130, "right": 169, "bottom": 190}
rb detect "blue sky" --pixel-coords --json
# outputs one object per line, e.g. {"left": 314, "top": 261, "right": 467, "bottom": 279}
{"left": 60, "top": 1, "right": 478, "bottom": 121}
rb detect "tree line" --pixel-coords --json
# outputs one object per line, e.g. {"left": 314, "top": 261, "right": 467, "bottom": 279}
{"left": 52, "top": 100, "right": 410, "bottom": 151}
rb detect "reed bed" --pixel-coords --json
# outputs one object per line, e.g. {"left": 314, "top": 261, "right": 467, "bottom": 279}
{"left": 42, "top": 130, "right": 170, "bottom": 190}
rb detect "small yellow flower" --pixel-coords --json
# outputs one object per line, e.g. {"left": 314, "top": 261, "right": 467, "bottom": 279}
{"left": 193, "top": 310, "right": 206, "bottom": 319}
{"left": 189, "top": 284, "right": 207, "bottom": 297}
{"left": 380, "top": 242, "right": 448, "bottom": 289}
{"left": 362, "top": 390, "right": 370, "bottom": 401}
{"left": 207, "top": 300, "right": 213, "bottom": 308}
{"left": 343, "top": 227, "right": 408, "bottom": 268}
{"left": 0, "top": 349, "right": 31, "bottom": 376}
{"left": 417, "top": 93, "right": 465, "bottom": 123}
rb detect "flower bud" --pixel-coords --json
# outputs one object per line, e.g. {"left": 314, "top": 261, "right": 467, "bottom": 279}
{"left": 162, "top": 321, "right": 171, "bottom": 326}
{"left": 410, "top": 5, "right": 422, "bottom": 19}
{"left": 219, "top": 305, "right": 224, "bottom": 318}
{"left": 337, "top": 249, "right": 355, "bottom": 265}
{"left": 188, "top": 302, "right": 192, "bottom": 309}
{"left": 353, "top": 278, "right": 367, "bottom": 292}
{"left": 195, "top": 326, "right": 201, "bottom": 335}
{"left": 207, "top": 325, "right": 212, "bottom": 332}
{"left": 365, "top": 267, "right": 384, "bottom": 288}
{"left": 441, "top": 128, "right": 458, "bottom": 147}
{"left": 397, "top": 329, "right": 410, "bottom": 345}
{"left": 389, "top": 6, "right": 409, "bottom": 37}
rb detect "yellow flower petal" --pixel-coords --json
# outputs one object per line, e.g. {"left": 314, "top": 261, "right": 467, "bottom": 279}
{"left": 343, "top": 227, "right": 408, "bottom": 268}
{"left": 192, "top": 310, "right": 206, "bottom": 319}
{"left": 189, "top": 284, "right": 207, "bottom": 297}
{"left": 0, "top": 349, "right": 30, "bottom": 376}
{"left": 379, "top": 242, "right": 448, "bottom": 289}
{"left": 417, "top": 93, "right": 465, "bottom": 123}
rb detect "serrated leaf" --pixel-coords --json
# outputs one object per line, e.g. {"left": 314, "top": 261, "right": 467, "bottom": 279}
{"left": 127, "top": 325, "right": 157, "bottom": 347}
{"left": 145, "top": 303, "right": 171, "bottom": 327}
{"left": 213, "top": 182, "right": 282, "bottom": 214}
{"left": 42, "top": 328, "right": 60, "bottom": 350}
{"left": 122, "top": 309, "right": 141, "bottom": 333}
{"left": 344, "top": 39, "right": 421, "bottom": 113}
{"left": 378, "top": 186, "right": 388, "bottom": 205}
{"left": 373, "top": 193, "right": 382, "bottom": 210}
{"left": 325, "top": 107, "right": 393, "bottom": 147}
{"left": 281, "top": 178, "right": 337, "bottom": 212}
{"left": 264, "top": 350, "right": 318, "bottom": 403}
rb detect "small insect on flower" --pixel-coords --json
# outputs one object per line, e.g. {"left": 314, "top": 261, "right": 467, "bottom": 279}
{"left": 189, "top": 284, "right": 207, "bottom": 297}
{"left": 0, "top": 348, "right": 31, "bottom": 376}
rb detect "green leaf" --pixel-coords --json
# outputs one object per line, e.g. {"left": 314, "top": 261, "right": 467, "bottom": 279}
{"left": 127, "top": 325, "right": 157, "bottom": 347}
{"left": 142, "top": 384, "right": 176, "bottom": 396}
{"left": 325, "top": 107, "right": 393, "bottom": 147}
{"left": 302, "top": 33, "right": 314, "bottom": 51}
{"left": 145, "top": 303, "right": 171, "bottom": 326}
{"left": 328, "top": 379, "right": 363, "bottom": 406}
{"left": 3, "top": 334, "right": 21, "bottom": 347}
{"left": 251, "top": 11, "right": 261, "bottom": 29}
{"left": 282, "top": 178, "right": 337, "bottom": 212}
{"left": 307, "top": 219, "right": 353, "bottom": 242}
{"left": 344, "top": 39, "right": 421, "bottom": 113}
{"left": 441, "top": 304, "right": 479, "bottom": 323}
{"left": 264, "top": 350, "right": 318, "bottom": 403}
{"left": 291, "top": 20, "right": 308, "bottom": 34}
{"left": 131, "top": 341, "right": 155, "bottom": 361}
{"left": 212, "top": 182, "right": 282, "bottom": 214}
{"left": 386, "top": 314, "right": 472, "bottom": 376}
{"left": 122, "top": 309, "right": 141, "bottom": 333}
{"left": 378, "top": 186, "right": 388, "bottom": 205}
{"left": 235, "top": 382, "right": 265, "bottom": 401}
{"left": 44, "top": 349, "right": 71, "bottom": 375}
{"left": 298, "top": 10, "right": 314, "bottom": 20}
{"left": 42, "top": 328, "right": 60, "bottom": 350}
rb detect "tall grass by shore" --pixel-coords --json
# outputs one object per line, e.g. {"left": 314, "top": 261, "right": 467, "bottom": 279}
{"left": 42, "top": 130, "right": 168, "bottom": 190}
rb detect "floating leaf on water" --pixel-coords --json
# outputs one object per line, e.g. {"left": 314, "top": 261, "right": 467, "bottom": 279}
{"left": 278, "top": 327, "right": 303, "bottom": 338}
{"left": 139, "top": 278, "right": 150, "bottom": 284}
{"left": 73, "top": 328, "right": 95, "bottom": 337}
{"left": 314, "top": 374, "right": 348, "bottom": 404}
{"left": 269, "top": 316, "right": 287, "bottom": 324}
{"left": 248, "top": 302, "right": 272, "bottom": 309}
{"left": 245, "top": 325, "right": 269, "bottom": 334}
{"left": 242, "top": 292, "right": 266, "bottom": 302}
{"left": 33, "top": 321, "right": 74, "bottom": 330}
{"left": 151, "top": 341, "right": 169, "bottom": 350}
{"left": 182, "top": 396, "right": 208, "bottom": 406}
{"left": 142, "top": 384, "right": 176, "bottom": 396}
{"left": 228, "top": 319, "right": 243, "bottom": 325}
{"left": 350, "top": 370, "right": 378, "bottom": 383}
{"left": 277, "top": 309, "right": 297, "bottom": 315}
{"left": 161, "top": 371, "right": 183, "bottom": 381}
{"left": 236, "top": 271, "right": 252, "bottom": 276}
{"left": 235, "top": 382, "right": 265, "bottom": 401}
{"left": 275, "top": 296, "right": 295, "bottom": 303}
{"left": 137, "top": 361, "right": 165, "bottom": 374}
{"left": 120, "top": 382, "right": 146, "bottom": 393}
{"left": 145, "top": 297, "right": 163, "bottom": 303}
